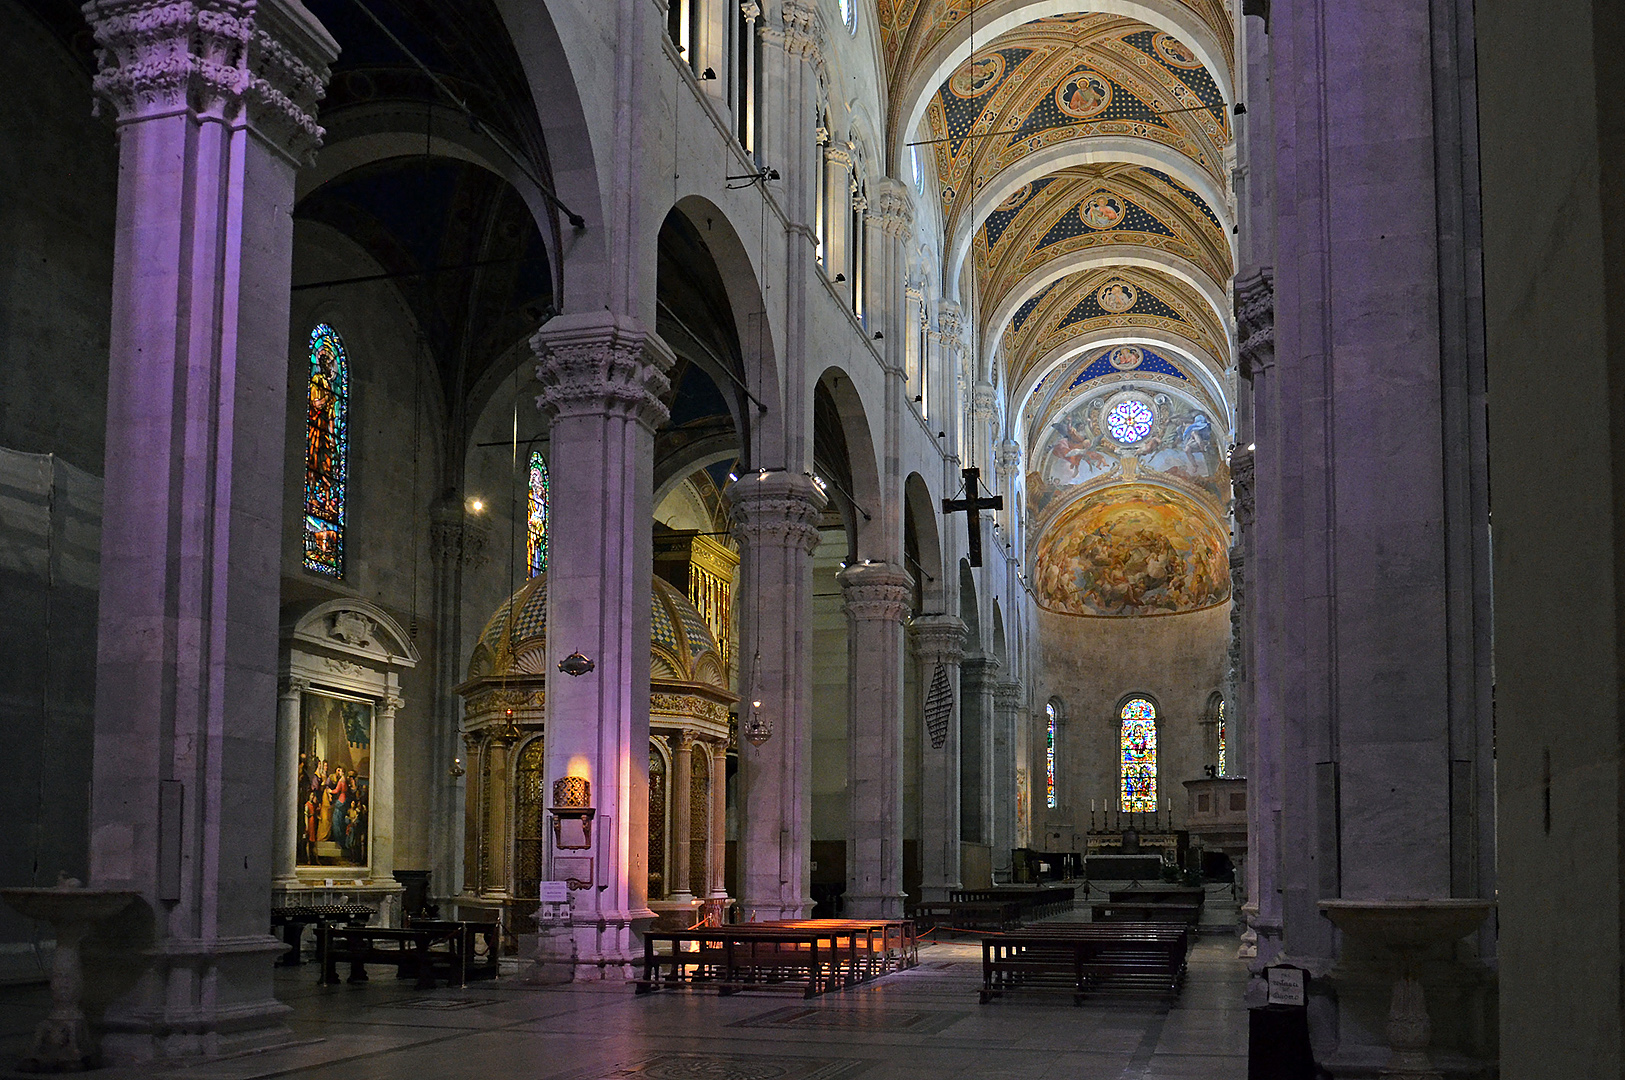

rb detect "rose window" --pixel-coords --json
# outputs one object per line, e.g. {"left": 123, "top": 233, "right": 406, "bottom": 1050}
{"left": 1106, "top": 399, "right": 1155, "bottom": 443}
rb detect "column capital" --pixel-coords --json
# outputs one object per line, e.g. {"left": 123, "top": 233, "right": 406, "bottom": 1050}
{"left": 836, "top": 561, "right": 913, "bottom": 623}
{"left": 1230, "top": 445, "right": 1255, "bottom": 527}
{"left": 1234, "top": 267, "right": 1275, "bottom": 378}
{"left": 378, "top": 694, "right": 404, "bottom": 715}
{"left": 430, "top": 504, "right": 490, "bottom": 570}
{"left": 993, "top": 680, "right": 1024, "bottom": 710}
{"left": 532, "top": 312, "right": 674, "bottom": 430}
{"left": 726, "top": 471, "right": 827, "bottom": 555}
{"left": 278, "top": 675, "right": 309, "bottom": 699}
{"left": 961, "top": 655, "right": 1002, "bottom": 683}
{"left": 994, "top": 438, "right": 1022, "bottom": 481}
{"left": 774, "top": 0, "right": 822, "bottom": 61}
{"left": 869, "top": 178, "right": 915, "bottom": 238}
{"left": 969, "top": 381, "right": 998, "bottom": 425}
{"left": 83, "top": 0, "right": 337, "bottom": 164}
{"left": 908, "top": 614, "right": 966, "bottom": 666}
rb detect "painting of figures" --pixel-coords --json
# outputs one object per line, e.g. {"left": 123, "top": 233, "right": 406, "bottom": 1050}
{"left": 1031, "top": 485, "right": 1229, "bottom": 616}
{"left": 297, "top": 691, "right": 372, "bottom": 868}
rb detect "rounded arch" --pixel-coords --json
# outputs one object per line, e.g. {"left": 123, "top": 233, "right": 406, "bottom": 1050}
{"left": 667, "top": 194, "right": 786, "bottom": 461}
{"left": 904, "top": 472, "right": 945, "bottom": 613}
{"left": 814, "top": 367, "right": 884, "bottom": 560}
{"left": 943, "top": 137, "right": 1236, "bottom": 298}
{"left": 889, "top": 0, "right": 1234, "bottom": 176}
{"left": 1011, "top": 328, "right": 1234, "bottom": 445}
{"left": 985, "top": 248, "right": 1233, "bottom": 374}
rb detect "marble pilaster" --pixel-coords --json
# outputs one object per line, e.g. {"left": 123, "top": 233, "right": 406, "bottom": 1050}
{"left": 959, "top": 656, "right": 1000, "bottom": 849}
{"left": 80, "top": 0, "right": 335, "bottom": 1061}
{"left": 991, "top": 680, "right": 1023, "bottom": 881}
{"left": 728, "top": 472, "right": 826, "bottom": 920}
{"left": 670, "top": 734, "right": 695, "bottom": 904}
{"left": 837, "top": 561, "right": 912, "bottom": 917}
{"left": 908, "top": 614, "right": 965, "bottom": 902}
{"left": 272, "top": 677, "right": 307, "bottom": 888}
{"left": 533, "top": 311, "right": 672, "bottom": 974}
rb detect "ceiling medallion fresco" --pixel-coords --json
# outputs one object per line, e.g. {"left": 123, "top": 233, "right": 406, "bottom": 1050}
{"left": 1002, "top": 266, "right": 1228, "bottom": 388}
{"left": 1030, "top": 483, "right": 1230, "bottom": 617}
{"left": 925, "top": 18, "right": 1231, "bottom": 250}
{"left": 969, "top": 166, "right": 1231, "bottom": 325}
{"left": 877, "top": 0, "right": 1234, "bottom": 116}
{"left": 1025, "top": 366, "right": 1229, "bottom": 524}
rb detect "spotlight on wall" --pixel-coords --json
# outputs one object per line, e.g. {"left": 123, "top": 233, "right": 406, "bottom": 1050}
{"left": 727, "top": 471, "right": 739, "bottom": 482}
{"left": 469, "top": 498, "right": 485, "bottom": 513}
{"left": 1247, "top": 443, "right": 1256, "bottom": 452}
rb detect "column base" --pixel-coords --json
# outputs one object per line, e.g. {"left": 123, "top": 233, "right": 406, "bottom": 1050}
{"left": 94, "top": 936, "right": 293, "bottom": 1065}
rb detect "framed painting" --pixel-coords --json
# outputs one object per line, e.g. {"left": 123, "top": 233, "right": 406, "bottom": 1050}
{"left": 297, "top": 690, "right": 373, "bottom": 869}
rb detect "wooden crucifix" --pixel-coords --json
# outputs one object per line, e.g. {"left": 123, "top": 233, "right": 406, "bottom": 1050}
{"left": 942, "top": 466, "right": 1003, "bottom": 567}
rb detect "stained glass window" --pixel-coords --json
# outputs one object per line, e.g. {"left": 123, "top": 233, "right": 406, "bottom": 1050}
{"left": 1120, "top": 696, "right": 1157, "bottom": 811}
{"left": 1045, "top": 703, "right": 1058, "bottom": 809}
{"left": 1107, "top": 399, "right": 1155, "bottom": 443}
{"left": 303, "top": 325, "right": 348, "bottom": 576}
{"left": 527, "top": 450, "right": 549, "bottom": 577}
{"left": 1216, "top": 699, "right": 1227, "bottom": 777}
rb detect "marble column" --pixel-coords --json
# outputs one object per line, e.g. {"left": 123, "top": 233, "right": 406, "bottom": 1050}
{"left": 909, "top": 614, "right": 965, "bottom": 902}
{"left": 482, "top": 734, "right": 512, "bottom": 899}
{"left": 79, "top": 0, "right": 335, "bottom": 1061}
{"left": 429, "top": 504, "right": 486, "bottom": 903}
{"left": 532, "top": 312, "right": 670, "bottom": 973}
{"left": 461, "top": 733, "right": 484, "bottom": 896}
{"left": 1253, "top": 1, "right": 1495, "bottom": 1069}
{"left": 728, "top": 471, "right": 825, "bottom": 921}
{"left": 959, "top": 656, "right": 1000, "bottom": 848}
{"left": 670, "top": 734, "right": 694, "bottom": 904}
{"left": 837, "top": 562, "right": 912, "bottom": 917}
{"left": 706, "top": 740, "right": 728, "bottom": 904}
{"left": 991, "top": 680, "right": 1023, "bottom": 882}
{"left": 273, "top": 677, "right": 308, "bottom": 888}
{"left": 371, "top": 693, "right": 400, "bottom": 897}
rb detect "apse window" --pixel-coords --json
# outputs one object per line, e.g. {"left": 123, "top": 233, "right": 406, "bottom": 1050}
{"left": 1106, "top": 399, "right": 1155, "bottom": 444}
{"left": 304, "top": 324, "right": 349, "bottom": 577}
{"left": 911, "top": 144, "right": 925, "bottom": 195}
{"left": 527, "top": 450, "right": 549, "bottom": 577}
{"left": 1120, "top": 696, "right": 1157, "bottom": 811}
{"left": 840, "top": 0, "right": 856, "bottom": 33}
{"left": 1045, "top": 702, "right": 1058, "bottom": 808}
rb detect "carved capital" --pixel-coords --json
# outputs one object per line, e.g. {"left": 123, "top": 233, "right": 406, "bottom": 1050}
{"left": 778, "top": 0, "right": 820, "bottom": 60}
{"left": 961, "top": 654, "right": 1002, "bottom": 687}
{"left": 908, "top": 614, "right": 966, "bottom": 667}
{"left": 836, "top": 561, "right": 913, "bottom": 623}
{"left": 83, "top": 0, "right": 336, "bottom": 164}
{"left": 378, "top": 693, "right": 404, "bottom": 715}
{"left": 726, "top": 471, "right": 827, "bottom": 556}
{"left": 993, "top": 680, "right": 1024, "bottom": 711}
{"left": 937, "top": 301, "right": 966, "bottom": 345}
{"left": 1229, "top": 446, "right": 1255, "bottom": 528}
{"left": 970, "top": 381, "right": 999, "bottom": 425}
{"left": 1233, "top": 268, "right": 1275, "bottom": 379}
{"left": 994, "top": 437, "right": 1022, "bottom": 479}
{"left": 869, "top": 178, "right": 915, "bottom": 238}
{"left": 430, "top": 507, "right": 491, "bottom": 569}
{"left": 278, "top": 674, "right": 309, "bottom": 699}
{"left": 532, "top": 312, "right": 673, "bottom": 431}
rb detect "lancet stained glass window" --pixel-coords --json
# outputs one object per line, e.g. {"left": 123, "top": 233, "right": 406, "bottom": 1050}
{"left": 1120, "top": 696, "right": 1157, "bottom": 811}
{"left": 1045, "top": 703, "right": 1058, "bottom": 808}
{"left": 1217, "top": 699, "right": 1227, "bottom": 776}
{"left": 527, "top": 451, "right": 549, "bottom": 577}
{"left": 304, "top": 325, "right": 349, "bottom": 576}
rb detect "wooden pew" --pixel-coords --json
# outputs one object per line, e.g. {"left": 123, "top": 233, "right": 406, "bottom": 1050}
{"left": 911, "top": 900, "right": 1024, "bottom": 931}
{"left": 636, "top": 925, "right": 859, "bottom": 998}
{"left": 1090, "top": 900, "right": 1201, "bottom": 925}
{"left": 270, "top": 904, "right": 376, "bottom": 966}
{"left": 949, "top": 886, "right": 1076, "bottom": 920}
{"left": 316, "top": 920, "right": 498, "bottom": 989}
{"left": 757, "top": 919, "right": 918, "bottom": 977}
{"left": 980, "top": 923, "right": 1190, "bottom": 1004}
{"left": 1107, "top": 885, "right": 1206, "bottom": 909}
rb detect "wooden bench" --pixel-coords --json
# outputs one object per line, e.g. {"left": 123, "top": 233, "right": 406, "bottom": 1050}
{"left": 950, "top": 886, "right": 1076, "bottom": 920}
{"left": 757, "top": 919, "right": 918, "bottom": 978}
{"left": 1090, "top": 900, "right": 1201, "bottom": 925}
{"left": 980, "top": 923, "right": 1190, "bottom": 1004}
{"left": 911, "top": 900, "right": 1024, "bottom": 931}
{"left": 1107, "top": 886, "right": 1205, "bottom": 909}
{"left": 635, "top": 919, "right": 920, "bottom": 998}
{"left": 317, "top": 920, "right": 498, "bottom": 989}
{"left": 270, "top": 904, "right": 376, "bottom": 967}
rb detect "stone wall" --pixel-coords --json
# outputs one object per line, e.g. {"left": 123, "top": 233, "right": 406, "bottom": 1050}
{"left": 1035, "top": 602, "right": 1230, "bottom": 838}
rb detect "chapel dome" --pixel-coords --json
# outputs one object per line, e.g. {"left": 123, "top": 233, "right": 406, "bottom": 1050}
{"left": 466, "top": 572, "right": 729, "bottom": 692}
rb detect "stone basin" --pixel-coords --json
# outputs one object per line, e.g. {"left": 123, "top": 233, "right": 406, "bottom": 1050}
{"left": 1319, "top": 898, "right": 1492, "bottom": 954}
{"left": 1, "top": 881, "right": 141, "bottom": 1072}
{"left": 0, "top": 887, "right": 139, "bottom": 928}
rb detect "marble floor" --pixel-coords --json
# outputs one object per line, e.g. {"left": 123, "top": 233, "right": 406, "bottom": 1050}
{"left": 0, "top": 891, "right": 1250, "bottom": 1080}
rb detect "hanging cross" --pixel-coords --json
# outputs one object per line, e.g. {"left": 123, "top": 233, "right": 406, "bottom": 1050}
{"left": 942, "top": 466, "right": 1003, "bottom": 567}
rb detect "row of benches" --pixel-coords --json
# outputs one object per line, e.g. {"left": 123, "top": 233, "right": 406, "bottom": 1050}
{"left": 316, "top": 920, "right": 501, "bottom": 989}
{"left": 635, "top": 919, "right": 918, "bottom": 998}
{"left": 910, "top": 886, "right": 1079, "bottom": 930}
{"left": 980, "top": 922, "right": 1192, "bottom": 1003}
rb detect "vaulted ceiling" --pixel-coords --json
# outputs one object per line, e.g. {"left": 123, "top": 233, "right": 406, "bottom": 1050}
{"left": 883, "top": 0, "right": 1238, "bottom": 617}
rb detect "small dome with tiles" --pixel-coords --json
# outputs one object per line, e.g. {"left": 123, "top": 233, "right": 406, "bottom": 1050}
{"left": 466, "top": 573, "right": 728, "bottom": 692}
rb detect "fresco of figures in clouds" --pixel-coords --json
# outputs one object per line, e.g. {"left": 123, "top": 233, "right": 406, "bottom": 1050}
{"left": 1031, "top": 485, "right": 1230, "bottom": 617}
{"left": 1025, "top": 375, "right": 1229, "bottom": 529}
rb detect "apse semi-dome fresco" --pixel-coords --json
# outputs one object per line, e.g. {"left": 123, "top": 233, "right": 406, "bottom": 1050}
{"left": 1031, "top": 484, "right": 1229, "bottom": 617}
